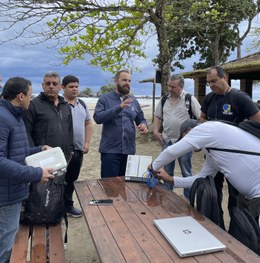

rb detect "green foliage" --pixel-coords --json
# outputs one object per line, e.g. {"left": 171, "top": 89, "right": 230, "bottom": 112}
{"left": 250, "top": 27, "right": 260, "bottom": 52}
{"left": 166, "top": 0, "right": 259, "bottom": 69}
{"left": 97, "top": 84, "right": 115, "bottom": 96}
{"left": 78, "top": 87, "right": 93, "bottom": 97}
{"left": 0, "top": 0, "right": 259, "bottom": 94}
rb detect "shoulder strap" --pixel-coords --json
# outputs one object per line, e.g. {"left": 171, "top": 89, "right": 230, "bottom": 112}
{"left": 203, "top": 92, "right": 215, "bottom": 112}
{"left": 78, "top": 98, "right": 86, "bottom": 109}
{"left": 229, "top": 88, "right": 239, "bottom": 121}
{"left": 185, "top": 93, "right": 195, "bottom": 119}
{"left": 190, "top": 176, "right": 224, "bottom": 229}
{"left": 206, "top": 176, "right": 223, "bottom": 227}
{"left": 206, "top": 147, "right": 260, "bottom": 156}
{"left": 160, "top": 94, "right": 168, "bottom": 119}
{"left": 189, "top": 177, "right": 212, "bottom": 217}
{"left": 161, "top": 95, "right": 168, "bottom": 110}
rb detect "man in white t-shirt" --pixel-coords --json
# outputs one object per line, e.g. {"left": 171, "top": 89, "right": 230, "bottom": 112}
{"left": 149, "top": 119, "right": 260, "bottom": 220}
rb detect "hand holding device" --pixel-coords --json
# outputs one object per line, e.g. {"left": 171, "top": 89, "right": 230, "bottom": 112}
{"left": 146, "top": 170, "right": 158, "bottom": 189}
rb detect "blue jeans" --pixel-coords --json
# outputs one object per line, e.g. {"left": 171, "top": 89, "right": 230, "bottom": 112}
{"left": 162, "top": 141, "right": 193, "bottom": 199}
{"left": 0, "top": 202, "right": 22, "bottom": 263}
{"left": 101, "top": 153, "right": 128, "bottom": 178}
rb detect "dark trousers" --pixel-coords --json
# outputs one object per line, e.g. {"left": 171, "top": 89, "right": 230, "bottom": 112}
{"left": 101, "top": 153, "right": 128, "bottom": 178}
{"left": 64, "top": 150, "right": 83, "bottom": 208}
{"left": 214, "top": 171, "right": 239, "bottom": 220}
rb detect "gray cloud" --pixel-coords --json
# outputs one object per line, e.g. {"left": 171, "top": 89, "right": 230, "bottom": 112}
{"left": 1, "top": 17, "right": 258, "bottom": 97}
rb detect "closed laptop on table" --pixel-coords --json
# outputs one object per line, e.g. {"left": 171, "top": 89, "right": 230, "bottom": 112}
{"left": 154, "top": 216, "right": 226, "bottom": 257}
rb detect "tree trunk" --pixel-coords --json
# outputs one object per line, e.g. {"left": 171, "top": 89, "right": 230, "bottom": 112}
{"left": 152, "top": 0, "right": 171, "bottom": 96}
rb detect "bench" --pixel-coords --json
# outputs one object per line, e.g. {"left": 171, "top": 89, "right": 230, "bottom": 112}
{"left": 10, "top": 223, "right": 65, "bottom": 263}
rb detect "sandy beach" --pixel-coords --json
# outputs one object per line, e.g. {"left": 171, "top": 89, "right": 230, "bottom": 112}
{"left": 64, "top": 101, "right": 228, "bottom": 263}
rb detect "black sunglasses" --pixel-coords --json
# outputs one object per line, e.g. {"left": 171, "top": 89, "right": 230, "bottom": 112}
{"left": 45, "top": 81, "right": 59, "bottom": 86}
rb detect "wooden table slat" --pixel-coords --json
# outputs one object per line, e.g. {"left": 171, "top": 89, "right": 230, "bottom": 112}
{"left": 75, "top": 178, "right": 260, "bottom": 263}
{"left": 9, "top": 224, "right": 29, "bottom": 263}
{"left": 49, "top": 224, "right": 65, "bottom": 262}
{"left": 127, "top": 181, "right": 260, "bottom": 263}
{"left": 87, "top": 178, "right": 169, "bottom": 263}
{"left": 30, "top": 225, "right": 47, "bottom": 263}
{"left": 75, "top": 180, "right": 126, "bottom": 263}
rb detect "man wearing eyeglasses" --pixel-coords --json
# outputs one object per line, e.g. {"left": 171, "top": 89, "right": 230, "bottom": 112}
{"left": 0, "top": 77, "right": 54, "bottom": 262}
{"left": 200, "top": 65, "right": 260, "bottom": 227}
{"left": 153, "top": 74, "right": 201, "bottom": 199}
{"left": 23, "top": 71, "right": 74, "bottom": 163}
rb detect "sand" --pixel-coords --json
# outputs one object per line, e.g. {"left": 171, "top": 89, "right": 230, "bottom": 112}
{"left": 64, "top": 103, "right": 228, "bottom": 263}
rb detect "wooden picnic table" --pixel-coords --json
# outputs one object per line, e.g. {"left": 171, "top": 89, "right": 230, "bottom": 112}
{"left": 74, "top": 177, "right": 260, "bottom": 263}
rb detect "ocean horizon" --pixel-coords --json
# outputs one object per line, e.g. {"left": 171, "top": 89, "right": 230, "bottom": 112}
{"left": 32, "top": 84, "right": 260, "bottom": 105}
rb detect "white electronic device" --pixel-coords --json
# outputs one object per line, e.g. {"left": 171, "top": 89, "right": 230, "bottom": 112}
{"left": 25, "top": 147, "right": 67, "bottom": 176}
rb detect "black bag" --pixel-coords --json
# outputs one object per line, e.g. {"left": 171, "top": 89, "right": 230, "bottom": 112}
{"left": 21, "top": 175, "right": 66, "bottom": 225}
{"left": 239, "top": 120, "right": 260, "bottom": 139}
{"left": 189, "top": 176, "right": 225, "bottom": 229}
{"left": 159, "top": 93, "right": 195, "bottom": 132}
{"left": 229, "top": 207, "right": 260, "bottom": 255}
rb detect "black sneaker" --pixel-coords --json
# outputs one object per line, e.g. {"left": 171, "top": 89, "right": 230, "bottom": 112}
{"left": 66, "top": 207, "right": 82, "bottom": 218}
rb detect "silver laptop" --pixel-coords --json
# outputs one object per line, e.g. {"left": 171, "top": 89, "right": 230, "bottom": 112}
{"left": 25, "top": 147, "right": 67, "bottom": 176}
{"left": 154, "top": 216, "right": 226, "bottom": 257}
{"left": 125, "top": 155, "right": 152, "bottom": 182}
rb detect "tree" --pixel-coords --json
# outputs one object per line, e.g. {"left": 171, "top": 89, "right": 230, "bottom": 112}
{"left": 78, "top": 87, "right": 93, "bottom": 97}
{"left": 167, "top": 0, "right": 259, "bottom": 69}
{"left": 97, "top": 83, "right": 115, "bottom": 96}
{"left": 0, "top": 0, "right": 258, "bottom": 95}
{"left": 250, "top": 26, "right": 260, "bottom": 52}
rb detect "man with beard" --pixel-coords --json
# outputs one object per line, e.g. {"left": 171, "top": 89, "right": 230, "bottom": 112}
{"left": 94, "top": 69, "right": 148, "bottom": 178}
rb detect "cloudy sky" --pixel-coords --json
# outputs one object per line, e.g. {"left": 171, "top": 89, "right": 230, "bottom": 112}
{"left": 0, "top": 16, "right": 258, "bottom": 96}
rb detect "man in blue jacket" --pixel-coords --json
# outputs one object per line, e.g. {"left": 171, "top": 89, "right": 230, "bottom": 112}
{"left": 94, "top": 69, "right": 148, "bottom": 178}
{"left": 0, "top": 77, "right": 54, "bottom": 263}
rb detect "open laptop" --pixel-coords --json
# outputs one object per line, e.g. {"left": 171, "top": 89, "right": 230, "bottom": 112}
{"left": 125, "top": 155, "right": 152, "bottom": 182}
{"left": 154, "top": 216, "right": 226, "bottom": 257}
{"left": 25, "top": 147, "right": 67, "bottom": 176}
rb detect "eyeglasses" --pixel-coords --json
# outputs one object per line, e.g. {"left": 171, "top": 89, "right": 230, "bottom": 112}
{"left": 45, "top": 81, "right": 59, "bottom": 86}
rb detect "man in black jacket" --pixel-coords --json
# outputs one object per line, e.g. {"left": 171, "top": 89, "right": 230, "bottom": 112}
{"left": 23, "top": 71, "right": 74, "bottom": 162}
{"left": 23, "top": 71, "right": 79, "bottom": 216}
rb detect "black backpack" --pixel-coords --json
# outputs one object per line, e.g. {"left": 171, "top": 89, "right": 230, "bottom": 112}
{"left": 21, "top": 174, "right": 66, "bottom": 225}
{"left": 229, "top": 207, "right": 260, "bottom": 255}
{"left": 189, "top": 176, "right": 225, "bottom": 229}
{"left": 161, "top": 93, "right": 195, "bottom": 119}
{"left": 239, "top": 120, "right": 260, "bottom": 139}
{"left": 203, "top": 88, "right": 260, "bottom": 123}
{"left": 78, "top": 98, "right": 87, "bottom": 109}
